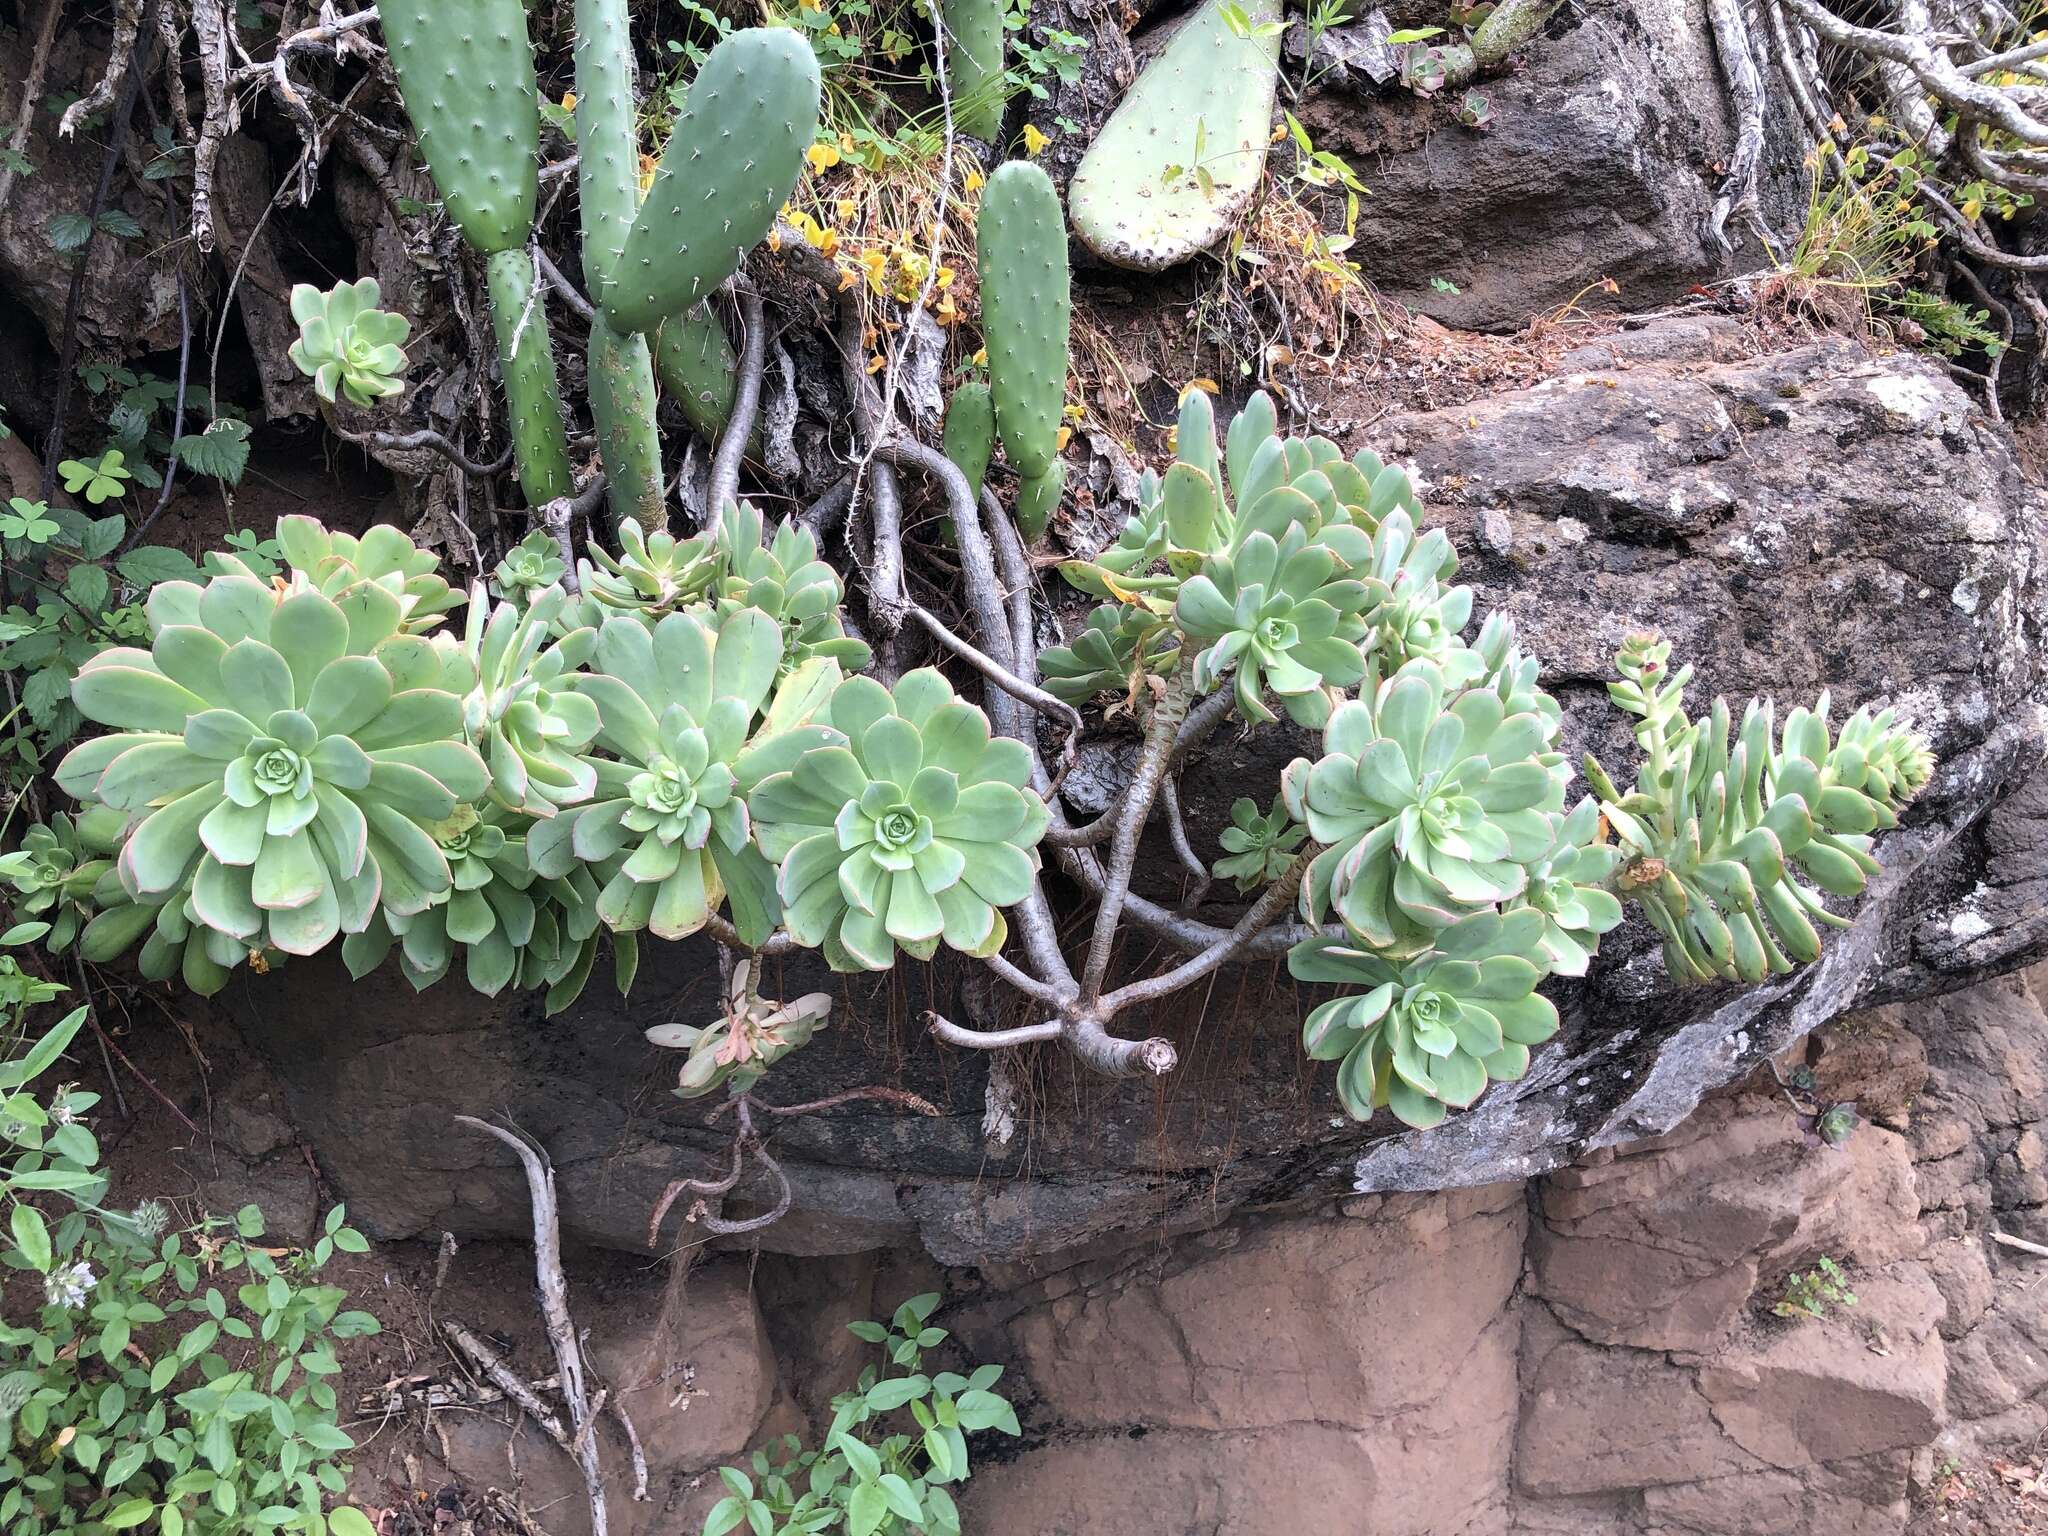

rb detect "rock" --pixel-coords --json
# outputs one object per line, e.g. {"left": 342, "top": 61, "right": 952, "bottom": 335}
{"left": 1296, "top": 0, "right": 1805, "bottom": 329}
{"left": 194, "top": 1157, "right": 318, "bottom": 1247}
{"left": 238, "top": 318, "right": 2046, "bottom": 1268}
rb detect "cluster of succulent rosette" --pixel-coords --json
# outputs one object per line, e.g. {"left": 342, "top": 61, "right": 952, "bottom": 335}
{"left": 6, "top": 393, "right": 1933, "bottom": 1134}
{"left": 1041, "top": 389, "right": 1936, "bottom": 1128}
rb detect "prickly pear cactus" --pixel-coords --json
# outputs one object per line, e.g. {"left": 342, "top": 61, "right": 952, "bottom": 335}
{"left": 602, "top": 29, "right": 821, "bottom": 334}
{"left": 942, "top": 381, "right": 996, "bottom": 503}
{"left": 485, "top": 250, "right": 574, "bottom": 504}
{"left": 976, "top": 160, "right": 1071, "bottom": 496}
{"left": 377, "top": 0, "right": 539, "bottom": 256}
{"left": 943, "top": 0, "right": 1007, "bottom": 141}
{"left": 1015, "top": 463, "right": 1065, "bottom": 542}
{"left": 1068, "top": 0, "right": 1284, "bottom": 272}
{"left": 655, "top": 305, "right": 743, "bottom": 447}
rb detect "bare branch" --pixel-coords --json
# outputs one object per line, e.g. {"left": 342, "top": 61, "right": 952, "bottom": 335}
{"left": 927, "top": 1008, "right": 1064, "bottom": 1051}
{"left": 1098, "top": 852, "right": 1309, "bottom": 1014}
{"left": 706, "top": 283, "right": 768, "bottom": 515}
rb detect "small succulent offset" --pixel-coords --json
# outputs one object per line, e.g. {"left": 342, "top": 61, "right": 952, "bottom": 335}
{"left": 1175, "top": 529, "right": 1371, "bottom": 726}
{"left": 646, "top": 957, "right": 831, "bottom": 1100}
{"left": 751, "top": 669, "right": 1049, "bottom": 971}
{"left": 582, "top": 517, "right": 721, "bottom": 617}
{"left": 492, "top": 530, "right": 567, "bottom": 605}
{"left": 266, "top": 515, "right": 463, "bottom": 635}
{"left": 1037, "top": 606, "right": 1180, "bottom": 707}
{"left": 54, "top": 569, "right": 489, "bottom": 958}
{"left": 713, "top": 501, "right": 872, "bottom": 678}
{"left": 287, "top": 277, "right": 412, "bottom": 408}
{"left": 0, "top": 808, "right": 125, "bottom": 951}
{"left": 1212, "top": 795, "right": 1308, "bottom": 893}
{"left": 457, "top": 584, "right": 601, "bottom": 817}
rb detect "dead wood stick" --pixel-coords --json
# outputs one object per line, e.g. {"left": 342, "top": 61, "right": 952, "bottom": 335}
{"left": 441, "top": 1320, "right": 571, "bottom": 1448}
{"left": 1992, "top": 1230, "right": 2048, "bottom": 1258}
{"left": 455, "top": 1116, "right": 608, "bottom": 1536}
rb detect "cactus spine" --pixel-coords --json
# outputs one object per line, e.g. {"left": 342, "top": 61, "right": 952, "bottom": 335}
{"left": 942, "top": 381, "right": 996, "bottom": 503}
{"left": 378, "top": 0, "right": 573, "bottom": 504}
{"left": 1068, "top": 0, "right": 1284, "bottom": 272}
{"left": 603, "top": 30, "right": 821, "bottom": 336}
{"left": 942, "top": 0, "right": 1007, "bottom": 142}
{"left": 574, "top": 0, "right": 667, "bottom": 529}
{"left": 976, "top": 160, "right": 1070, "bottom": 540}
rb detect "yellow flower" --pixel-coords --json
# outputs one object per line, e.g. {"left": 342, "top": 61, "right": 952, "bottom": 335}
{"left": 768, "top": 226, "right": 782, "bottom": 252}
{"left": 837, "top": 264, "right": 859, "bottom": 292}
{"left": 934, "top": 294, "right": 961, "bottom": 326}
{"left": 934, "top": 266, "right": 955, "bottom": 291}
{"left": 1021, "top": 123, "right": 1050, "bottom": 156}
{"left": 1184, "top": 377, "right": 1221, "bottom": 398}
{"left": 1055, "top": 425, "right": 1072, "bottom": 452}
{"left": 806, "top": 142, "right": 842, "bottom": 174}
{"left": 972, "top": 347, "right": 988, "bottom": 367}
{"left": 836, "top": 197, "right": 857, "bottom": 222}
{"left": 561, "top": 92, "right": 578, "bottom": 111}
{"left": 867, "top": 353, "right": 888, "bottom": 374}
{"left": 963, "top": 164, "right": 986, "bottom": 193}
{"left": 638, "top": 153, "right": 658, "bottom": 195}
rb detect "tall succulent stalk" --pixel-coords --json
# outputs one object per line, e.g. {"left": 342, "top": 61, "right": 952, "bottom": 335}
{"left": 378, "top": 0, "right": 573, "bottom": 507}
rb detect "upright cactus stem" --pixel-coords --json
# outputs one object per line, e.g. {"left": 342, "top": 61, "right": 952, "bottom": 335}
{"left": 942, "top": 0, "right": 1007, "bottom": 141}
{"left": 589, "top": 316, "right": 668, "bottom": 530}
{"left": 942, "top": 381, "right": 996, "bottom": 503}
{"left": 655, "top": 305, "right": 743, "bottom": 447}
{"left": 486, "top": 250, "right": 574, "bottom": 505}
{"left": 574, "top": 0, "right": 667, "bottom": 529}
{"left": 377, "top": 0, "right": 573, "bottom": 506}
{"left": 1068, "top": 0, "right": 1284, "bottom": 272}
{"left": 976, "top": 160, "right": 1071, "bottom": 540}
{"left": 602, "top": 29, "right": 821, "bottom": 335}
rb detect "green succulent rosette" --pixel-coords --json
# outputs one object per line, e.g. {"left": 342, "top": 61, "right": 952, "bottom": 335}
{"left": 492, "top": 530, "right": 567, "bottom": 606}
{"left": 1522, "top": 798, "right": 1625, "bottom": 976}
{"left": 77, "top": 870, "right": 277, "bottom": 997}
{"left": 530, "top": 608, "right": 832, "bottom": 945}
{"left": 287, "top": 277, "right": 411, "bottom": 408}
{"left": 580, "top": 517, "right": 723, "bottom": 618}
{"left": 1283, "top": 657, "right": 1562, "bottom": 954}
{"left": 259, "top": 515, "right": 463, "bottom": 635}
{"left": 1290, "top": 908, "right": 1559, "bottom": 1128}
{"left": 750, "top": 668, "right": 1050, "bottom": 972}
{"left": 1174, "top": 528, "right": 1371, "bottom": 726}
{"left": 714, "top": 501, "right": 872, "bottom": 677}
{"left": 456, "top": 584, "right": 601, "bottom": 817}
{"left": 1352, "top": 510, "right": 1471, "bottom": 670}
{"left": 54, "top": 571, "right": 490, "bottom": 957}
{"left": 1212, "top": 794, "right": 1308, "bottom": 893}
{"left": 1038, "top": 605, "right": 1180, "bottom": 705}
{"left": 0, "top": 807, "right": 125, "bottom": 951}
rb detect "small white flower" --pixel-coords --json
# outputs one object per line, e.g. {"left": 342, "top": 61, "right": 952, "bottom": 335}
{"left": 44, "top": 1260, "right": 95, "bottom": 1310}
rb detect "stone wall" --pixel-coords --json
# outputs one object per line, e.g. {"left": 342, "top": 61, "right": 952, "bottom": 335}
{"left": 399, "top": 966, "right": 2048, "bottom": 1535}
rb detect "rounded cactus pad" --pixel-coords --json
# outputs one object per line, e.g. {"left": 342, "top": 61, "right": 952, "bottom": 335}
{"left": 975, "top": 160, "right": 1070, "bottom": 483}
{"left": 602, "top": 28, "right": 821, "bottom": 334}
{"left": 379, "top": 0, "right": 540, "bottom": 254}
{"left": 1068, "top": 0, "right": 1284, "bottom": 272}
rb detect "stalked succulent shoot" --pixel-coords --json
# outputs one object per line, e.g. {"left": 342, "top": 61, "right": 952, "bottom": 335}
{"left": 646, "top": 957, "right": 832, "bottom": 1100}
{"left": 287, "top": 279, "right": 410, "bottom": 409}
{"left": 977, "top": 161, "right": 1071, "bottom": 536}
{"left": 55, "top": 571, "right": 490, "bottom": 958}
{"left": 1068, "top": 0, "right": 1285, "bottom": 272}
{"left": 750, "top": 669, "right": 1050, "bottom": 972}
{"left": 377, "top": 0, "right": 573, "bottom": 504}
{"left": 1038, "top": 606, "right": 1179, "bottom": 705}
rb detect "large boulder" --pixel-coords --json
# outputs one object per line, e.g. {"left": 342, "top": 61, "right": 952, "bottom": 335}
{"left": 1295, "top": 0, "right": 1805, "bottom": 329}
{"left": 235, "top": 317, "right": 2047, "bottom": 1266}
